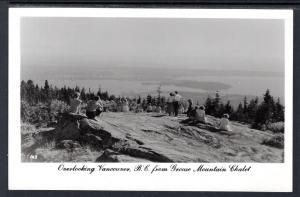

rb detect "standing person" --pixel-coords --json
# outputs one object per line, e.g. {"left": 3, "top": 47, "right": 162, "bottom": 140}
{"left": 166, "top": 92, "right": 175, "bottom": 116}
{"left": 173, "top": 91, "right": 182, "bottom": 117}
{"left": 116, "top": 97, "right": 122, "bottom": 112}
{"left": 86, "top": 96, "right": 103, "bottom": 120}
{"left": 69, "top": 92, "right": 82, "bottom": 114}
{"left": 186, "top": 98, "right": 194, "bottom": 118}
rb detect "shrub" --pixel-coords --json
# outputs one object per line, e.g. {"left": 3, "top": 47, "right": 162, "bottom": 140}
{"left": 21, "top": 100, "right": 48, "bottom": 124}
{"left": 50, "top": 99, "right": 69, "bottom": 114}
{"left": 267, "top": 122, "right": 284, "bottom": 133}
{"left": 21, "top": 99, "right": 69, "bottom": 126}
{"left": 21, "top": 100, "right": 32, "bottom": 123}
{"left": 262, "top": 133, "right": 284, "bottom": 149}
{"left": 21, "top": 122, "right": 36, "bottom": 135}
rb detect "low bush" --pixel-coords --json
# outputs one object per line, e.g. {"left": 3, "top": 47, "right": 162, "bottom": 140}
{"left": 266, "top": 122, "right": 284, "bottom": 133}
{"left": 50, "top": 99, "right": 69, "bottom": 114}
{"left": 21, "top": 122, "right": 36, "bottom": 135}
{"left": 21, "top": 99, "right": 69, "bottom": 126}
{"left": 262, "top": 133, "right": 284, "bottom": 149}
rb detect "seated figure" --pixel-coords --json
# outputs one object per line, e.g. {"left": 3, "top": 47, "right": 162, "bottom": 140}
{"left": 216, "top": 114, "right": 233, "bottom": 132}
{"left": 86, "top": 96, "right": 103, "bottom": 120}
{"left": 69, "top": 92, "right": 82, "bottom": 114}
{"left": 193, "top": 105, "right": 207, "bottom": 124}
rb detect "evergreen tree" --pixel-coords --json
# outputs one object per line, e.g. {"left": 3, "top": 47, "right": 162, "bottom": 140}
{"left": 274, "top": 98, "right": 284, "bottom": 122}
{"left": 142, "top": 98, "right": 147, "bottom": 110}
{"left": 242, "top": 96, "right": 249, "bottom": 122}
{"left": 254, "top": 89, "right": 276, "bottom": 127}
{"left": 224, "top": 101, "right": 234, "bottom": 115}
{"left": 80, "top": 87, "right": 87, "bottom": 101}
{"left": 212, "top": 91, "right": 221, "bottom": 116}
{"left": 233, "top": 102, "right": 244, "bottom": 121}
{"left": 137, "top": 96, "right": 141, "bottom": 104}
{"left": 243, "top": 96, "right": 248, "bottom": 113}
{"left": 44, "top": 80, "right": 50, "bottom": 99}
{"left": 248, "top": 97, "right": 259, "bottom": 122}
{"left": 75, "top": 86, "right": 80, "bottom": 92}
{"left": 205, "top": 96, "right": 213, "bottom": 115}
{"left": 21, "top": 80, "right": 27, "bottom": 100}
{"left": 109, "top": 95, "right": 116, "bottom": 101}
{"left": 160, "top": 96, "right": 166, "bottom": 108}
{"left": 218, "top": 102, "right": 225, "bottom": 117}
{"left": 34, "top": 84, "right": 40, "bottom": 103}
{"left": 146, "top": 95, "right": 152, "bottom": 104}
{"left": 26, "top": 80, "right": 35, "bottom": 105}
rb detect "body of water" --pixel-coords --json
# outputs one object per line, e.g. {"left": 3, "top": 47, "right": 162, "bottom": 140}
{"left": 21, "top": 66, "right": 284, "bottom": 101}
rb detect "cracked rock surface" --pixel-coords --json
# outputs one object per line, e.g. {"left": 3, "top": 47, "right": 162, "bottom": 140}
{"left": 21, "top": 112, "right": 283, "bottom": 163}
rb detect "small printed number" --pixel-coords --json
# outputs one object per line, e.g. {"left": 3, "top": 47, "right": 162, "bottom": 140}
{"left": 29, "top": 154, "right": 37, "bottom": 160}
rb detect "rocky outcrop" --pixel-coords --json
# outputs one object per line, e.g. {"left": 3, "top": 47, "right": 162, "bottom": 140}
{"left": 54, "top": 113, "right": 85, "bottom": 141}
{"left": 21, "top": 112, "right": 284, "bottom": 163}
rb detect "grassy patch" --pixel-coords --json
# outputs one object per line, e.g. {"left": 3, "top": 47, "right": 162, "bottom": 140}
{"left": 262, "top": 133, "right": 284, "bottom": 149}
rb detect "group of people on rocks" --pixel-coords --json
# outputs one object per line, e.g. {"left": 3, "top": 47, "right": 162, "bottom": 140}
{"left": 68, "top": 90, "right": 232, "bottom": 132}
{"left": 166, "top": 91, "right": 182, "bottom": 117}
{"left": 69, "top": 92, "right": 103, "bottom": 120}
{"left": 184, "top": 98, "right": 232, "bottom": 132}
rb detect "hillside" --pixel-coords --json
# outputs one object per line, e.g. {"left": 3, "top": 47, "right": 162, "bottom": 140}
{"left": 21, "top": 112, "right": 283, "bottom": 163}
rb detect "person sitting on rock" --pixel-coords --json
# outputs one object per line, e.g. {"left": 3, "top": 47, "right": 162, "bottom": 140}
{"left": 86, "top": 96, "right": 103, "bottom": 120}
{"left": 69, "top": 92, "right": 82, "bottom": 114}
{"left": 193, "top": 105, "right": 207, "bottom": 124}
{"left": 146, "top": 104, "right": 153, "bottom": 113}
{"left": 121, "top": 97, "right": 129, "bottom": 112}
{"left": 216, "top": 114, "right": 233, "bottom": 132}
{"left": 156, "top": 105, "right": 162, "bottom": 113}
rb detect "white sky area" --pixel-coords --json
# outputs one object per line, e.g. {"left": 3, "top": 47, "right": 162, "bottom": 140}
{"left": 21, "top": 17, "right": 284, "bottom": 72}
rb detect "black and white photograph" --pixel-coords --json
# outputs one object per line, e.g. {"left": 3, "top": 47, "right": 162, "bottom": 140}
{"left": 8, "top": 8, "right": 293, "bottom": 191}
{"left": 20, "top": 12, "right": 287, "bottom": 163}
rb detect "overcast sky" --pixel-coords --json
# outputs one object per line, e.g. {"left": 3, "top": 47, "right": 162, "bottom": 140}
{"left": 21, "top": 17, "right": 284, "bottom": 72}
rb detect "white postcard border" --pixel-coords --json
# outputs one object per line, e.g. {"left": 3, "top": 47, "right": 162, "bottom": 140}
{"left": 8, "top": 8, "right": 293, "bottom": 192}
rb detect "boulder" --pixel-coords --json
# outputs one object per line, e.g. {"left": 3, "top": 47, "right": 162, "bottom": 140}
{"left": 96, "top": 149, "right": 120, "bottom": 162}
{"left": 79, "top": 118, "right": 115, "bottom": 147}
{"left": 53, "top": 113, "right": 116, "bottom": 150}
{"left": 80, "top": 133, "right": 103, "bottom": 150}
{"left": 55, "top": 113, "right": 86, "bottom": 141}
{"left": 96, "top": 149, "right": 153, "bottom": 162}
{"left": 118, "top": 146, "right": 173, "bottom": 162}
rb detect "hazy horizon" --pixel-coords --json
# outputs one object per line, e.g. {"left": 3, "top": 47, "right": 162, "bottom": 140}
{"left": 20, "top": 17, "right": 285, "bottom": 101}
{"left": 21, "top": 17, "right": 284, "bottom": 73}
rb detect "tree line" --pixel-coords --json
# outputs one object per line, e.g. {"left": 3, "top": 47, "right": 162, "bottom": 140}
{"left": 204, "top": 91, "right": 284, "bottom": 129}
{"left": 21, "top": 80, "right": 284, "bottom": 130}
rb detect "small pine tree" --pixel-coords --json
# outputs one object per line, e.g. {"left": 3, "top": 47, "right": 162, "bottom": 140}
{"left": 146, "top": 95, "right": 152, "bottom": 104}
{"left": 224, "top": 101, "right": 234, "bottom": 115}
{"left": 205, "top": 96, "right": 213, "bottom": 115}
{"left": 254, "top": 89, "right": 276, "bottom": 128}
{"left": 80, "top": 87, "right": 87, "bottom": 101}
{"left": 212, "top": 91, "right": 221, "bottom": 115}
{"left": 274, "top": 98, "right": 284, "bottom": 122}
{"left": 247, "top": 97, "right": 259, "bottom": 122}
{"left": 233, "top": 102, "right": 244, "bottom": 121}
{"left": 26, "top": 80, "right": 35, "bottom": 105}
{"left": 137, "top": 96, "right": 141, "bottom": 104}
{"left": 217, "top": 102, "right": 225, "bottom": 118}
